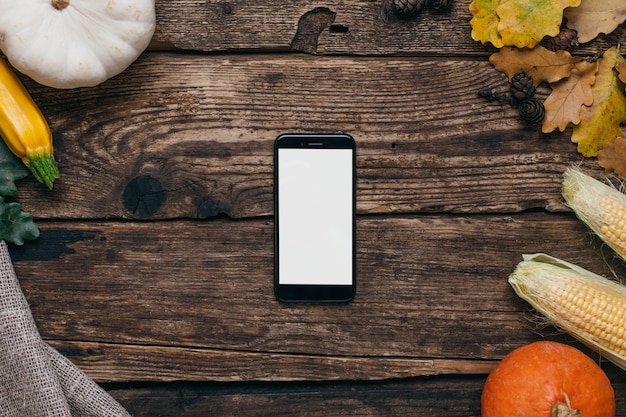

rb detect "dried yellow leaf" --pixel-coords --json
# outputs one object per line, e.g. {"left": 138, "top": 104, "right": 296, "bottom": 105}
{"left": 469, "top": 0, "right": 505, "bottom": 48}
{"left": 571, "top": 47, "right": 626, "bottom": 157}
{"left": 496, "top": 0, "right": 580, "bottom": 48}
{"left": 470, "top": 0, "right": 581, "bottom": 48}
{"left": 617, "top": 63, "right": 626, "bottom": 85}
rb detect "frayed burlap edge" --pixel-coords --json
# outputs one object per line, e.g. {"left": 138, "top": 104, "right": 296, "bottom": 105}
{"left": 0, "top": 240, "right": 131, "bottom": 417}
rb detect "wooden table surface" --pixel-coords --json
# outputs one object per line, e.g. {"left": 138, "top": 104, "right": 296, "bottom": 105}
{"left": 7, "top": 1, "right": 626, "bottom": 415}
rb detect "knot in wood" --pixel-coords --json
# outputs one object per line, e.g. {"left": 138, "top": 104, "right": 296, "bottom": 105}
{"left": 123, "top": 175, "right": 166, "bottom": 218}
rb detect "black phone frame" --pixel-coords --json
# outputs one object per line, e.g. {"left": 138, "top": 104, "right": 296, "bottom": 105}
{"left": 273, "top": 134, "right": 356, "bottom": 303}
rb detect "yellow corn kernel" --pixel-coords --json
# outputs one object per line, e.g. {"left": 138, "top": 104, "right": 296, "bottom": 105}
{"left": 0, "top": 56, "right": 58, "bottom": 189}
{"left": 509, "top": 253, "right": 626, "bottom": 370}
{"left": 563, "top": 168, "right": 626, "bottom": 261}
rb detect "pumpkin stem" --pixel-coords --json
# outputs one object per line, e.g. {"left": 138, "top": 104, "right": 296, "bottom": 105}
{"left": 551, "top": 393, "right": 582, "bottom": 417}
{"left": 51, "top": 0, "right": 69, "bottom": 10}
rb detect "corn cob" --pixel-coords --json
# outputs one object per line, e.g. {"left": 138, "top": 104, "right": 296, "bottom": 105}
{"left": 563, "top": 167, "right": 626, "bottom": 261}
{"left": 509, "top": 253, "right": 626, "bottom": 370}
{"left": 0, "top": 56, "right": 58, "bottom": 189}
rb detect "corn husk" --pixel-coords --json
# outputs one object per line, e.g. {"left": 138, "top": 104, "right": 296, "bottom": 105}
{"left": 509, "top": 253, "right": 626, "bottom": 371}
{"left": 562, "top": 167, "right": 626, "bottom": 261}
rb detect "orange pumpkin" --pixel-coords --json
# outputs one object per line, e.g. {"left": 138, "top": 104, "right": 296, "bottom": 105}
{"left": 481, "top": 341, "right": 615, "bottom": 417}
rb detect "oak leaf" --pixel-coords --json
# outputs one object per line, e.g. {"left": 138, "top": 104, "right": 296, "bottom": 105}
{"left": 489, "top": 46, "right": 581, "bottom": 84}
{"left": 617, "top": 63, "right": 626, "bottom": 84}
{"left": 469, "top": 0, "right": 505, "bottom": 48}
{"left": 598, "top": 137, "right": 626, "bottom": 178}
{"left": 564, "top": 0, "right": 626, "bottom": 43}
{"left": 542, "top": 60, "right": 598, "bottom": 133}
{"left": 496, "top": 0, "right": 580, "bottom": 48}
{"left": 571, "top": 47, "right": 626, "bottom": 157}
{"left": 470, "top": 0, "right": 580, "bottom": 48}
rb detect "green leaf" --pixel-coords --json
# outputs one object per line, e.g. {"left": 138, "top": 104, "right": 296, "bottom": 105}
{"left": 0, "top": 137, "right": 29, "bottom": 196}
{"left": 0, "top": 196, "right": 39, "bottom": 245}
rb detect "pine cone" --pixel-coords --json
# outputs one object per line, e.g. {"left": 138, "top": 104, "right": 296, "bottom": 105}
{"left": 392, "top": 0, "right": 426, "bottom": 15}
{"left": 542, "top": 27, "right": 579, "bottom": 52}
{"left": 478, "top": 88, "right": 510, "bottom": 104}
{"left": 510, "top": 72, "right": 536, "bottom": 102}
{"left": 430, "top": 0, "right": 452, "bottom": 10}
{"left": 518, "top": 98, "right": 545, "bottom": 124}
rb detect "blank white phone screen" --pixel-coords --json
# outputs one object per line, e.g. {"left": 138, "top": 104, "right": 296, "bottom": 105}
{"left": 278, "top": 148, "right": 353, "bottom": 285}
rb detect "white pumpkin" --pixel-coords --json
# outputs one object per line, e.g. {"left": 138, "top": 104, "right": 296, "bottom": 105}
{"left": 0, "top": 0, "right": 156, "bottom": 89}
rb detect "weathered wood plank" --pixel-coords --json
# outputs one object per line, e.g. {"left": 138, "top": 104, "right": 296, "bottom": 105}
{"left": 49, "top": 341, "right": 496, "bottom": 383}
{"left": 10, "top": 213, "right": 625, "bottom": 382}
{"left": 15, "top": 53, "right": 598, "bottom": 221}
{"left": 111, "top": 378, "right": 487, "bottom": 417}
{"left": 5, "top": 1, "right": 624, "bottom": 414}
{"left": 108, "top": 376, "right": 626, "bottom": 417}
{"left": 151, "top": 0, "right": 625, "bottom": 56}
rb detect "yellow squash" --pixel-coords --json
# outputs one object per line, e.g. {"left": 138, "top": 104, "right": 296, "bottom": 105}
{"left": 0, "top": 56, "right": 58, "bottom": 189}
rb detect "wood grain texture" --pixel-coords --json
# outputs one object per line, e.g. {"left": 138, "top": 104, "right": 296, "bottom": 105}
{"left": 9, "top": 213, "right": 625, "bottom": 382}
{"left": 15, "top": 53, "right": 598, "bottom": 221}
{"left": 48, "top": 341, "right": 497, "bottom": 383}
{"left": 109, "top": 376, "right": 626, "bottom": 417}
{"left": 5, "top": 1, "right": 626, "bottom": 414}
{"left": 111, "top": 378, "right": 488, "bottom": 417}
{"left": 151, "top": 0, "right": 625, "bottom": 56}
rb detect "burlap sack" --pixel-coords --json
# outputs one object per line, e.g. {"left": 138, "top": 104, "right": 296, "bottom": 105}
{"left": 0, "top": 240, "right": 131, "bottom": 417}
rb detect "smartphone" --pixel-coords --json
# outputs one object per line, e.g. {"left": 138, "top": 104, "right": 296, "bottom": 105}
{"left": 274, "top": 134, "right": 356, "bottom": 303}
